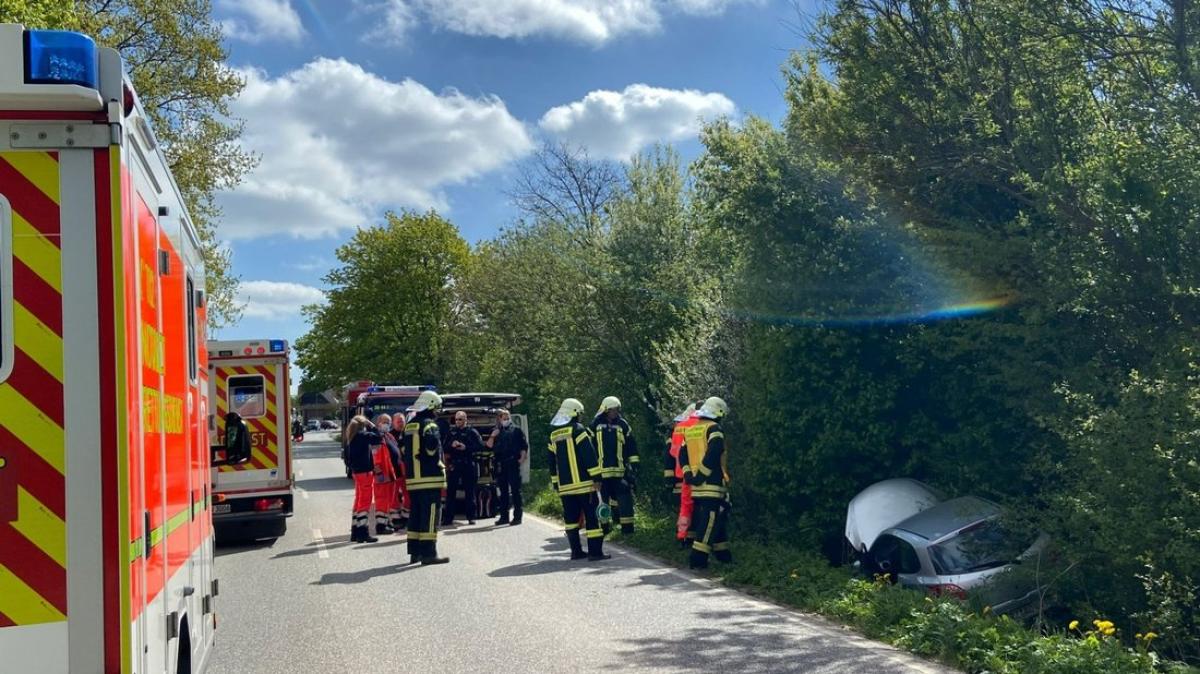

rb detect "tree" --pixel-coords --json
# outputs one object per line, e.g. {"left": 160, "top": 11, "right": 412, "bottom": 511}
{"left": 0, "top": 0, "right": 255, "bottom": 328}
{"left": 294, "top": 211, "right": 471, "bottom": 392}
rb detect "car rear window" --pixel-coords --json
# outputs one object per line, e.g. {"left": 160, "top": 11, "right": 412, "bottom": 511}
{"left": 929, "top": 520, "right": 1031, "bottom": 575}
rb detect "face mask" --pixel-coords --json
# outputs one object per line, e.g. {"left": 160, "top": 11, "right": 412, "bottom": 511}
{"left": 379, "top": 423, "right": 391, "bottom": 432}
{"left": 500, "top": 419, "right": 512, "bottom": 428}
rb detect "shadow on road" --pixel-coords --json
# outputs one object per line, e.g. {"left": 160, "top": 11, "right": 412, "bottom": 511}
{"left": 313, "top": 561, "right": 425, "bottom": 585}
{"left": 215, "top": 537, "right": 278, "bottom": 557}
{"left": 442, "top": 523, "right": 505, "bottom": 536}
{"left": 488, "top": 538, "right": 644, "bottom": 578}
{"left": 614, "top": 607, "right": 933, "bottom": 674}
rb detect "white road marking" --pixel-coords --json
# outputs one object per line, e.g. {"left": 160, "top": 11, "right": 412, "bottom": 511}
{"left": 312, "top": 528, "right": 329, "bottom": 559}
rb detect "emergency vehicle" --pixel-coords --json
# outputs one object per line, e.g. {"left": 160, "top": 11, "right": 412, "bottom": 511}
{"left": 207, "top": 339, "right": 293, "bottom": 537}
{"left": 0, "top": 24, "right": 216, "bottom": 674}
{"left": 339, "top": 381, "right": 435, "bottom": 478}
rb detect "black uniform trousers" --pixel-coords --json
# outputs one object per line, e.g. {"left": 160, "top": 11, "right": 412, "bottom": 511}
{"left": 689, "top": 497, "right": 731, "bottom": 567}
{"left": 600, "top": 476, "right": 635, "bottom": 531}
{"left": 444, "top": 462, "right": 477, "bottom": 523}
{"left": 561, "top": 492, "right": 603, "bottom": 540}
{"left": 496, "top": 461, "right": 523, "bottom": 518}
{"left": 407, "top": 489, "right": 442, "bottom": 557}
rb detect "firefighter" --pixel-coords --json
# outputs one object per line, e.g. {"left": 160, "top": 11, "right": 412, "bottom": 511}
{"left": 443, "top": 411, "right": 483, "bottom": 525}
{"left": 680, "top": 396, "right": 732, "bottom": 570}
{"left": 403, "top": 390, "right": 450, "bottom": 565}
{"left": 591, "top": 396, "right": 639, "bottom": 534}
{"left": 548, "top": 398, "right": 609, "bottom": 561}
{"left": 372, "top": 414, "right": 401, "bottom": 535}
{"left": 344, "top": 415, "right": 383, "bottom": 543}
{"left": 667, "top": 402, "right": 700, "bottom": 548}
{"left": 490, "top": 408, "right": 528, "bottom": 526}
{"left": 223, "top": 411, "right": 252, "bottom": 464}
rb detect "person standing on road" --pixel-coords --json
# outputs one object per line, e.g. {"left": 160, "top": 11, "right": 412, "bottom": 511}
{"left": 668, "top": 402, "right": 700, "bottom": 548}
{"left": 591, "top": 396, "right": 640, "bottom": 535}
{"left": 387, "top": 420, "right": 409, "bottom": 530}
{"left": 372, "top": 414, "right": 402, "bottom": 535}
{"left": 344, "top": 415, "right": 383, "bottom": 543}
{"left": 680, "top": 397, "right": 733, "bottom": 570}
{"left": 548, "top": 398, "right": 609, "bottom": 561}
{"left": 404, "top": 391, "right": 450, "bottom": 565}
{"left": 490, "top": 408, "right": 528, "bottom": 526}
{"left": 443, "top": 411, "right": 483, "bottom": 525}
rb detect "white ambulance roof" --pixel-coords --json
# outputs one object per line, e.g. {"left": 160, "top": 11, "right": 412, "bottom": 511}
{"left": 208, "top": 339, "right": 289, "bottom": 357}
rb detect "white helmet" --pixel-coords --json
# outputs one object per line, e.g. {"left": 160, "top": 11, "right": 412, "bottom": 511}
{"left": 673, "top": 402, "right": 697, "bottom": 423}
{"left": 551, "top": 398, "right": 585, "bottom": 426}
{"left": 411, "top": 390, "right": 443, "bottom": 413}
{"left": 598, "top": 396, "right": 621, "bottom": 414}
{"left": 697, "top": 396, "right": 728, "bottom": 420}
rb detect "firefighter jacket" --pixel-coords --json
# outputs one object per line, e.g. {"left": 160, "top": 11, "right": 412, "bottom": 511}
{"left": 679, "top": 419, "right": 727, "bottom": 500}
{"left": 590, "top": 413, "right": 639, "bottom": 478}
{"left": 666, "top": 414, "right": 700, "bottom": 485}
{"left": 404, "top": 412, "right": 445, "bottom": 491}
{"left": 548, "top": 421, "right": 602, "bottom": 496}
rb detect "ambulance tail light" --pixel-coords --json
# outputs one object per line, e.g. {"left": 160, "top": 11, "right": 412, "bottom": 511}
{"left": 253, "top": 498, "right": 284, "bottom": 512}
{"left": 23, "top": 30, "right": 99, "bottom": 88}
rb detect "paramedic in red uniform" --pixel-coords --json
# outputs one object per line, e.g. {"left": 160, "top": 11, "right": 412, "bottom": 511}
{"left": 344, "top": 415, "right": 382, "bottom": 543}
{"left": 388, "top": 420, "right": 409, "bottom": 529}
{"left": 373, "top": 414, "right": 402, "bottom": 535}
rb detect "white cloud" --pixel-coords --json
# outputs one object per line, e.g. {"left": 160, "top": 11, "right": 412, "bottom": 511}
{"left": 363, "top": 0, "right": 419, "bottom": 45}
{"left": 364, "top": 0, "right": 761, "bottom": 46}
{"left": 218, "top": 58, "right": 533, "bottom": 240}
{"left": 218, "top": 0, "right": 306, "bottom": 43}
{"left": 237, "top": 281, "right": 326, "bottom": 320}
{"left": 539, "top": 84, "right": 736, "bottom": 160}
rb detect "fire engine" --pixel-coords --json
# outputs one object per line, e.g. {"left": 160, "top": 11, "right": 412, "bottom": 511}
{"left": 340, "top": 382, "right": 435, "bottom": 478}
{"left": 0, "top": 24, "right": 215, "bottom": 674}
{"left": 207, "top": 339, "right": 293, "bottom": 538}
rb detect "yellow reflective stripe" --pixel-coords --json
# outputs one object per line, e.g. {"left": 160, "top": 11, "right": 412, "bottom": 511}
{"left": 708, "top": 431, "right": 724, "bottom": 440}
{"left": 692, "top": 541, "right": 712, "bottom": 553}
{"left": 3, "top": 151, "right": 60, "bottom": 203}
{"left": 0, "top": 385, "right": 65, "bottom": 473}
{"left": 556, "top": 482, "right": 593, "bottom": 496}
{"left": 10, "top": 487, "right": 65, "bottom": 567}
{"left": 697, "top": 464, "right": 712, "bottom": 477}
{"left": 0, "top": 565, "right": 65, "bottom": 624}
{"left": 662, "top": 469, "right": 674, "bottom": 477}
{"left": 128, "top": 538, "right": 143, "bottom": 562}
{"left": 574, "top": 432, "right": 589, "bottom": 445}
{"left": 628, "top": 455, "right": 640, "bottom": 463}
{"left": 12, "top": 211, "right": 62, "bottom": 292}
{"left": 12, "top": 302, "right": 64, "bottom": 382}
{"left": 692, "top": 485, "right": 727, "bottom": 498}
{"left": 585, "top": 529, "right": 604, "bottom": 539}
{"left": 702, "top": 511, "right": 716, "bottom": 545}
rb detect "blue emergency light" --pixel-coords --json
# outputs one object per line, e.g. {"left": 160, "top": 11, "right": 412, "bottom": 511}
{"left": 23, "top": 30, "right": 99, "bottom": 89}
{"left": 269, "top": 339, "right": 286, "bottom": 353}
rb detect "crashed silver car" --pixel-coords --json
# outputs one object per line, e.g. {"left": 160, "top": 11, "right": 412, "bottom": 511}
{"left": 846, "top": 478, "right": 1047, "bottom": 615}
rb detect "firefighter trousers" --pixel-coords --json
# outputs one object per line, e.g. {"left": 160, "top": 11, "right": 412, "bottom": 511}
{"left": 689, "top": 498, "right": 731, "bottom": 568}
{"left": 561, "top": 492, "right": 603, "bottom": 542}
{"left": 407, "top": 489, "right": 442, "bottom": 558}
{"left": 600, "top": 476, "right": 635, "bottom": 532}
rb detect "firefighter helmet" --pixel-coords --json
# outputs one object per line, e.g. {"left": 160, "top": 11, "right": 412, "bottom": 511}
{"left": 551, "top": 398, "right": 585, "bottom": 426}
{"left": 598, "top": 396, "right": 621, "bottom": 413}
{"left": 412, "top": 390, "right": 443, "bottom": 413}
{"left": 697, "top": 396, "right": 728, "bottom": 420}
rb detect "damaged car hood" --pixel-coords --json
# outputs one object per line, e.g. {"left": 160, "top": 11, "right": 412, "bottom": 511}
{"left": 845, "top": 478, "right": 942, "bottom": 553}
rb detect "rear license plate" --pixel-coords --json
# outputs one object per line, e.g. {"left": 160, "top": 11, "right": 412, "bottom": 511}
{"left": 213, "top": 503, "right": 231, "bottom": 514}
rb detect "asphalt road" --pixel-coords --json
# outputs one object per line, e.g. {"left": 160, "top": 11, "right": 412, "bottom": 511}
{"left": 209, "top": 433, "right": 950, "bottom": 674}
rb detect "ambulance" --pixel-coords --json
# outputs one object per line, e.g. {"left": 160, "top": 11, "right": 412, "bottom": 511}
{"left": 207, "top": 339, "right": 293, "bottom": 537}
{"left": 0, "top": 24, "right": 216, "bottom": 674}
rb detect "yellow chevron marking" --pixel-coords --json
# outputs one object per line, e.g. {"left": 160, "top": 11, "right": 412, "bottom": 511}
{"left": 11, "top": 211, "right": 62, "bottom": 293}
{"left": 0, "top": 566, "right": 65, "bottom": 626}
{"left": 0, "top": 387, "right": 64, "bottom": 474}
{"left": 13, "top": 303, "right": 63, "bottom": 383}
{"left": 11, "top": 487, "right": 66, "bottom": 567}
{"left": 1, "top": 151, "right": 60, "bottom": 204}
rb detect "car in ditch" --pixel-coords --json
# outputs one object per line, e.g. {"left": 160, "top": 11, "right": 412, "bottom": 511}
{"left": 845, "top": 478, "right": 1048, "bottom": 615}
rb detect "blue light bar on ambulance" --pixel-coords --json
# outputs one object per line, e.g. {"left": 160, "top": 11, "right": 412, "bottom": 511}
{"left": 269, "top": 340, "right": 286, "bottom": 353}
{"left": 23, "top": 29, "right": 99, "bottom": 88}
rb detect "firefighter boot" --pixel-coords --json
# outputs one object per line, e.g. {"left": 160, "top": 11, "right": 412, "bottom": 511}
{"left": 567, "top": 530, "right": 587, "bottom": 560}
{"left": 587, "top": 536, "right": 611, "bottom": 561}
{"left": 689, "top": 548, "right": 709, "bottom": 570}
{"left": 421, "top": 541, "right": 450, "bottom": 565}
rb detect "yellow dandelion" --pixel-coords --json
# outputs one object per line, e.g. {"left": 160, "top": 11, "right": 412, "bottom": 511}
{"left": 1144, "top": 632, "right": 1157, "bottom": 641}
{"left": 1069, "top": 620, "right": 1080, "bottom": 630}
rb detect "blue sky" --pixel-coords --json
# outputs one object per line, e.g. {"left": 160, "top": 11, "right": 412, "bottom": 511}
{"left": 208, "top": 0, "right": 819, "bottom": 388}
